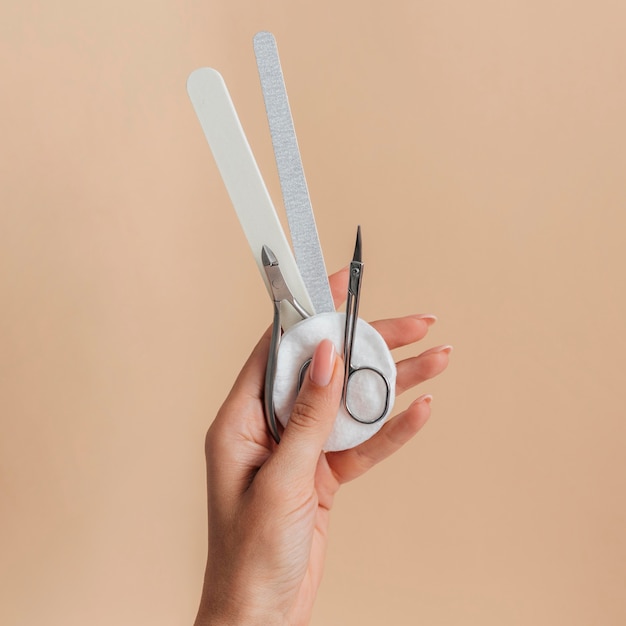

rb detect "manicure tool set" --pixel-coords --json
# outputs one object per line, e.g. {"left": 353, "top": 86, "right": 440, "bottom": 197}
{"left": 187, "top": 32, "right": 396, "bottom": 451}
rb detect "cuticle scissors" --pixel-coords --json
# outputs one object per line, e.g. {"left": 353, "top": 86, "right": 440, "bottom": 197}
{"left": 341, "top": 226, "right": 391, "bottom": 424}
{"left": 294, "top": 227, "right": 391, "bottom": 426}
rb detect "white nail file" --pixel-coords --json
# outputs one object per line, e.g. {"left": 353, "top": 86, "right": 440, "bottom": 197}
{"left": 187, "top": 67, "right": 313, "bottom": 330}
{"left": 253, "top": 31, "right": 335, "bottom": 314}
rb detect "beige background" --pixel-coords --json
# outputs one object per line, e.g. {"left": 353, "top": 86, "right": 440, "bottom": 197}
{"left": 1, "top": 1, "right": 625, "bottom": 624}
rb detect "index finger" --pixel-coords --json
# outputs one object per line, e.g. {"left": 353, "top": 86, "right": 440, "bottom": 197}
{"left": 370, "top": 314, "right": 437, "bottom": 350}
{"left": 329, "top": 266, "right": 349, "bottom": 309}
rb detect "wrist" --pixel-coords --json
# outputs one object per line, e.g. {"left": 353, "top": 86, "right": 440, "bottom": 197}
{"left": 195, "top": 602, "right": 288, "bottom": 626}
{"left": 195, "top": 583, "right": 290, "bottom": 626}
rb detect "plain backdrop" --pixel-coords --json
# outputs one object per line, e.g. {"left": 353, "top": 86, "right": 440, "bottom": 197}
{"left": 1, "top": 1, "right": 625, "bottom": 624}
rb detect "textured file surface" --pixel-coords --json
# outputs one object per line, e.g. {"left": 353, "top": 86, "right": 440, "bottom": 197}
{"left": 254, "top": 31, "right": 335, "bottom": 313}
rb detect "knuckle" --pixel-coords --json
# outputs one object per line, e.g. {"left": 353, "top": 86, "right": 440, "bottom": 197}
{"left": 354, "top": 446, "right": 377, "bottom": 473}
{"left": 204, "top": 411, "right": 229, "bottom": 461}
{"left": 204, "top": 424, "right": 215, "bottom": 456}
{"left": 252, "top": 464, "right": 289, "bottom": 505}
{"left": 204, "top": 417, "right": 220, "bottom": 454}
{"left": 204, "top": 425, "right": 220, "bottom": 474}
{"left": 289, "top": 397, "right": 321, "bottom": 431}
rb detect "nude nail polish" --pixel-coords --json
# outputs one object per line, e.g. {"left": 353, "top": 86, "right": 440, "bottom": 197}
{"left": 413, "top": 314, "right": 438, "bottom": 325}
{"left": 309, "top": 339, "right": 336, "bottom": 387}
{"left": 424, "top": 344, "right": 454, "bottom": 356}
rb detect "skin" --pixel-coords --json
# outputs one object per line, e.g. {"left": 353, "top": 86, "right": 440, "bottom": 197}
{"left": 195, "top": 268, "right": 451, "bottom": 626}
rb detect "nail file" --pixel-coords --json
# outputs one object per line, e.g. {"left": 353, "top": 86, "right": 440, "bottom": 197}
{"left": 253, "top": 31, "right": 335, "bottom": 314}
{"left": 187, "top": 67, "right": 313, "bottom": 330}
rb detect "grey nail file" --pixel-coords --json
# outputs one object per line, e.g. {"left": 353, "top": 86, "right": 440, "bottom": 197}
{"left": 253, "top": 31, "right": 335, "bottom": 314}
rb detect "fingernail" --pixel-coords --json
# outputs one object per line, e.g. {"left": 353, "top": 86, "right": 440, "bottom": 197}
{"left": 416, "top": 394, "right": 433, "bottom": 404}
{"left": 412, "top": 314, "right": 438, "bottom": 326}
{"left": 309, "top": 339, "right": 336, "bottom": 387}
{"left": 424, "top": 344, "right": 453, "bottom": 355}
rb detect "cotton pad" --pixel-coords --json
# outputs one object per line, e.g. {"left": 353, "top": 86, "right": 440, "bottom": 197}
{"left": 273, "top": 312, "right": 396, "bottom": 451}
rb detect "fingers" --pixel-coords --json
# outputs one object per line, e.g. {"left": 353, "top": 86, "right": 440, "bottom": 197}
{"left": 395, "top": 345, "right": 453, "bottom": 395}
{"left": 370, "top": 314, "right": 437, "bottom": 350}
{"left": 326, "top": 394, "right": 433, "bottom": 484}
{"left": 328, "top": 270, "right": 437, "bottom": 352}
{"left": 219, "top": 312, "right": 439, "bottom": 407}
{"left": 267, "top": 340, "right": 344, "bottom": 486}
{"left": 329, "top": 266, "right": 349, "bottom": 309}
{"left": 208, "top": 327, "right": 273, "bottom": 445}
{"left": 223, "top": 326, "right": 272, "bottom": 404}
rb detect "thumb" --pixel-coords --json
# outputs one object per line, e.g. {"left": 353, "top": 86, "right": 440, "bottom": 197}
{"left": 273, "top": 339, "right": 344, "bottom": 480}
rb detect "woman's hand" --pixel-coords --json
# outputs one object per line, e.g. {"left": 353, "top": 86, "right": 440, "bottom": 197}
{"left": 195, "top": 268, "right": 451, "bottom": 625}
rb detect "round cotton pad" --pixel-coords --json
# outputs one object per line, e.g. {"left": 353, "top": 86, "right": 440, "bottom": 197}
{"left": 273, "top": 312, "right": 396, "bottom": 451}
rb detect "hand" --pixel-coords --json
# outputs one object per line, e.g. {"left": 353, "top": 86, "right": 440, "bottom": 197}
{"left": 194, "top": 268, "right": 451, "bottom": 626}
